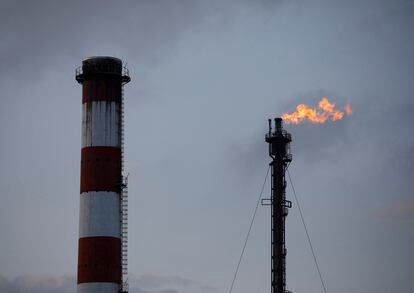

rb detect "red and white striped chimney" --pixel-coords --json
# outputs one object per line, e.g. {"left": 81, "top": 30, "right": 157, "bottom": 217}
{"left": 75, "top": 56, "right": 130, "bottom": 293}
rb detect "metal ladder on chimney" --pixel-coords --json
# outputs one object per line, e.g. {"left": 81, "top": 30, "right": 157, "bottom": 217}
{"left": 120, "top": 84, "right": 129, "bottom": 293}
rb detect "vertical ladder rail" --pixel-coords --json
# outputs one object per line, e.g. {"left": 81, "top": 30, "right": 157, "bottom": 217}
{"left": 121, "top": 176, "right": 129, "bottom": 291}
{"left": 120, "top": 82, "right": 129, "bottom": 292}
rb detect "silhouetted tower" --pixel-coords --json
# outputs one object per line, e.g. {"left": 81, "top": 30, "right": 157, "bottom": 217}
{"left": 75, "top": 56, "right": 130, "bottom": 293}
{"left": 264, "top": 118, "right": 292, "bottom": 293}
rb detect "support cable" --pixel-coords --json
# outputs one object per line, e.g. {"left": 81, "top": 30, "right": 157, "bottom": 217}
{"left": 228, "top": 165, "right": 271, "bottom": 293}
{"left": 287, "top": 169, "right": 328, "bottom": 293}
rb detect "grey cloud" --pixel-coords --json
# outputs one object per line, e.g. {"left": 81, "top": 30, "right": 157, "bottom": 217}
{"left": 0, "top": 274, "right": 215, "bottom": 293}
{"left": 0, "top": 275, "right": 75, "bottom": 293}
{"left": 373, "top": 197, "right": 414, "bottom": 221}
{"left": 0, "top": 0, "right": 205, "bottom": 85}
{"left": 0, "top": 0, "right": 282, "bottom": 87}
{"left": 132, "top": 274, "right": 196, "bottom": 289}
{"left": 129, "top": 274, "right": 217, "bottom": 293}
{"left": 358, "top": 0, "right": 414, "bottom": 31}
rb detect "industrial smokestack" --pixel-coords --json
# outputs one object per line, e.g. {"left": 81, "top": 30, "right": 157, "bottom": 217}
{"left": 264, "top": 118, "right": 292, "bottom": 293}
{"left": 75, "top": 56, "right": 130, "bottom": 293}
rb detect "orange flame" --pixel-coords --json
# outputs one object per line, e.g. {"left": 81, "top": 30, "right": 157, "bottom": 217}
{"left": 281, "top": 98, "right": 352, "bottom": 124}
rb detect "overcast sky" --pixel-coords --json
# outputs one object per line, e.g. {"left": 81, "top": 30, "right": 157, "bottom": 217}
{"left": 0, "top": 0, "right": 413, "bottom": 292}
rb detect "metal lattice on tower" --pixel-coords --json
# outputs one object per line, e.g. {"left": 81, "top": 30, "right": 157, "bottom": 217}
{"left": 262, "top": 118, "right": 292, "bottom": 293}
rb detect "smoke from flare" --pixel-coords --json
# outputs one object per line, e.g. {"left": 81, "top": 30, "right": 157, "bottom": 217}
{"left": 281, "top": 98, "right": 352, "bottom": 124}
